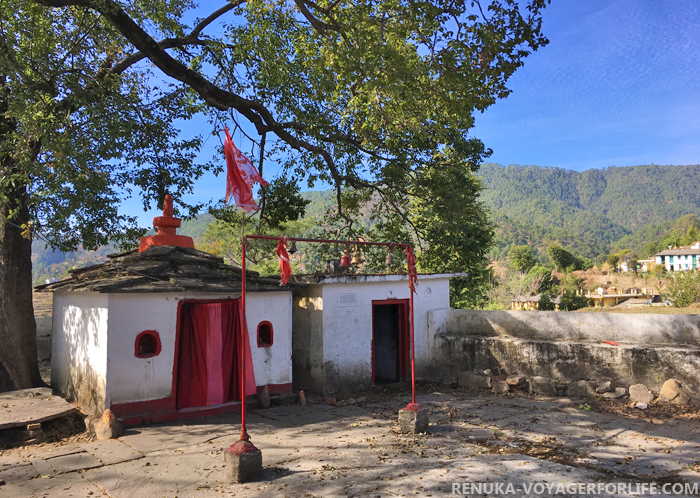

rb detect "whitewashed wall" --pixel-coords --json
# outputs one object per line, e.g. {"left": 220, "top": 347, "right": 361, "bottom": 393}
{"left": 51, "top": 291, "right": 109, "bottom": 413}
{"left": 311, "top": 275, "right": 451, "bottom": 392}
{"left": 52, "top": 291, "right": 293, "bottom": 408}
{"left": 246, "top": 292, "right": 294, "bottom": 389}
{"left": 292, "top": 285, "right": 325, "bottom": 393}
{"left": 105, "top": 291, "right": 293, "bottom": 406}
{"left": 106, "top": 292, "right": 183, "bottom": 405}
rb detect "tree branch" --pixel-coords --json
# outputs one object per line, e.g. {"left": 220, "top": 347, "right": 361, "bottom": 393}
{"left": 34, "top": 0, "right": 416, "bottom": 227}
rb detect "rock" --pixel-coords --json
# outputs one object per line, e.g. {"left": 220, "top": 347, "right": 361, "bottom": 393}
{"left": 506, "top": 375, "right": 527, "bottom": 386}
{"left": 443, "top": 377, "right": 458, "bottom": 387}
{"left": 337, "top": 400, "right": 347, "bottom": 407}
{"left": 567, "top": 380, "right": 597, "bottom": 398}
{"left": 529, "top": 376, "right": 557, "bottom": 396}
{"left": 595, "top": 381, "right": 612, "bottom": 394}
{"left": 257, "top": 385, "right": 270, "bottom": 408}
{"left": 635, "top": 402, "right": 648, "bottom": 410}
{"left": 658, "top": 379, "right": 692, "bottom": 405}
{"left": 602, "top": 387, "right": 628, "bottom": 400}
{"left": 225, "top": 441, "right": 262, "bottom": 483}
{"left": 482, "top": 369, "right": 492, "bottom": 377}
{"left": 458, "top": 372, "right": 491, "bottom": 389}
{"left": 326, "top": 397, "right": 336, "bottom": 406}
{"left": 491, "top": 380, "right": 510, "bottom": 394}
{"left": 398, "top": 405, "right": 429, "bottom": 434}
{"left": 629, "top": 384, "right": 654, "bottom": 404}
{"left": 94, "top": 409, "right": 123, "bottom": 440}
{"left": 26, "top": 422, "right": 44, "bottom": 442}
{"left": 347, "top": 398, "right": 356, "bottom": 405}
{"left": 356, "top": 396, "right": 367, "bottom": 403}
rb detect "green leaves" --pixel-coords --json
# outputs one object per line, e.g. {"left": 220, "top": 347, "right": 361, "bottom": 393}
{"left": 1, "top": 0, "right": 210, "bottom": 251}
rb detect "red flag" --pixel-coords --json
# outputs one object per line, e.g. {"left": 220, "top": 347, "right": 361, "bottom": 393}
{"left": 223, "top": 127, "right": 268, "bottom": 212}
{"left": 276, "top": 237, "right": 292, "bottom": 285}
{"left": 405, "top": 246, "right": 418, "bottom": 294}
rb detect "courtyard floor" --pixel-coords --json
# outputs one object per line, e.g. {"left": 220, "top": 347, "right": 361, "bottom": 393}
{"left": 2, "top": 384, "right": 700, "bottom": 497}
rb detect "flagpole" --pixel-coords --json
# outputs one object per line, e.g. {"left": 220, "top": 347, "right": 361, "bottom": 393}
{"left": 240, "top": 215, "right": 249, "bottom": 441}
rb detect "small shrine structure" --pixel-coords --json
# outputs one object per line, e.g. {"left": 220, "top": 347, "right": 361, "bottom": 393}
{"left": 291, "top": 272, "right": 460, "bottom": 395}
{"left": 37, "top": 196, "right": 303, "bottom": 424}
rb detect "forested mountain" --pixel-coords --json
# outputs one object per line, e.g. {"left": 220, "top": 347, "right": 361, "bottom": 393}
{"left": 481, "top": 163, "right": 700, "bottom": 262}
{"left": 31, "top": 163, "right": 700, "bottom": 282}
{"left": 480, "top": 163, "right": 700, "bottom": 229}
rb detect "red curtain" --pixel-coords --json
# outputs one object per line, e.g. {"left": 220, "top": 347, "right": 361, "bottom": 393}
{"left": 177, "top": 300, "right": 256, "bottom": 409}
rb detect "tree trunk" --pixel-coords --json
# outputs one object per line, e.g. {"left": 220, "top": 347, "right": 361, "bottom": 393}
{"left": 0, "top": 180, "right": 43, "bottom": 392}
{"left": 0, "top": 89, "right": 43, "bottom": 392}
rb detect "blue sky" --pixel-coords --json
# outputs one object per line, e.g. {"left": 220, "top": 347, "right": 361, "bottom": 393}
{"left": 125, "top": 0, "right": 700, "bottom": 223}
{"left": 473, "top": 0, "right": 700, "bottom": 170}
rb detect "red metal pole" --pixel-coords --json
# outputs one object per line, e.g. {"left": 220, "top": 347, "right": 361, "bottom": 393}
{"left": 245, "top": 234, "right": 409, "bottom": 248}
{"left": 240, "top": 236, "right": 249, "bottom": 441}
{"left": 410, "top": 288, "right": 416, "bottom": 405}
{"left": 244, "top": 233, "right": 419, "bottom": 408}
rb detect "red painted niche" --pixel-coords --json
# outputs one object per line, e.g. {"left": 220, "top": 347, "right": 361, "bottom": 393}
{"left": 135, "top": 330, "right": 162, "bottom": 358}
{"left": 257, "top": 321, "right": 273, "bottom": 348}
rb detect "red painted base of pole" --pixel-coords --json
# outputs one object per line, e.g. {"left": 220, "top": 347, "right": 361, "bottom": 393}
{"left": 401, "top": 402, "right": 424, "bottom": 412}
{"left": 226, "top": 439, "right": 258, "bottom": 455}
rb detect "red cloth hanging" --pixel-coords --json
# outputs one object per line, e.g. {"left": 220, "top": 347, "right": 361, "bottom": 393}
{"left": 223, "top": 300, "right": 257, "bottom": 401}
{"left": 276, "top": 237, "right": 292, "bottom": 285}
{"left": 405, "top": 246, "right": 418, "bottom": 294}
{"left": 223, "top": 127, "right": 268, "bottom": 213}
{"left": 177, "top": 300, "right": 256, "bottom": 409}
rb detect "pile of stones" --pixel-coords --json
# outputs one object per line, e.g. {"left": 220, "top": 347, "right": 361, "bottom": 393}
{"left": 457, "top": 370, "right": 699, "bottom": 407}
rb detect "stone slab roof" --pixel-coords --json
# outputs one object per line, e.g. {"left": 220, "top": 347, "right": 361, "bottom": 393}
{"left": 35, "top": 245, "right": 305, "bottom": 294}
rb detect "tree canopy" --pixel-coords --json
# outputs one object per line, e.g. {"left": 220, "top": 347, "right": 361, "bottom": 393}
{"left": 0, "top": 0, "right": 550, "bottom": 390}
{"left": 508, "top": 244, "right": 536, "bottom": 274}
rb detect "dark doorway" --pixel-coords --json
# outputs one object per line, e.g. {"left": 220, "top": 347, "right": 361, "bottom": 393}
{"left": 372, "top": 300, "right": 409, "bottom": 384}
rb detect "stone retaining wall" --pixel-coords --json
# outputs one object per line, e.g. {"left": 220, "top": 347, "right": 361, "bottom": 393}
{"left": 428, "top": 310, "right": 700, "bottom": 393}
{"left": 429, "top": 309, "right": 700, "bottom": 346}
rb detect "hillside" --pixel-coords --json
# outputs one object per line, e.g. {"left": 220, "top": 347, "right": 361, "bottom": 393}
{"left": 480, "top": 163, "right": 700, "bottom": 261}
{"left": 31, "top": 215, "right": 213, "bottom": 285}
{"left": 31, "top": 163, "right": 700, "bottom": 282}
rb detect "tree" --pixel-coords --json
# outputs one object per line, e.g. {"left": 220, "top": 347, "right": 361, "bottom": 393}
{"left": 606, "top": 253, "right": 620, "bottom": 272}
{"left": 547, "top": 243, "right": 575, "bottom": 271}
{"left": 626, "top": 252, "right": 639, "bottom": 274}
{"left": 508, "top": 245, "right": 536, "bottom": 275}
{"left": 663, "top": 272, "right": 700, "bottom": 308}
{"left": 558, "top": 290, "right": 589, "bottom": 311}
{"left": 0, "top": 1, "right": 211, "bottom": 390}
{"left": 1, "top": 0, "right": 549, "bottom": 390}
{"left": 525, "top": 264, "right": 552, "bottom": 292}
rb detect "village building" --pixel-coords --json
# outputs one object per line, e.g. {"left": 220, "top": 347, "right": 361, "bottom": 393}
{"left": 585, "top": 286, "right": 657, "bottom": 307}
{"left": 655, "top": 242, "right": 700, "bottom": 272}
{"left": 510, "top": 294, "right": 561, "bottom": 311}
{"left": 290, "top": 272, "right": 459, "bottom": 395}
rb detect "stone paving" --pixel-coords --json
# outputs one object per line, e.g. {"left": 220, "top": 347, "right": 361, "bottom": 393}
{"left": 2, "top": 390, "right": 700, "bottom": 497}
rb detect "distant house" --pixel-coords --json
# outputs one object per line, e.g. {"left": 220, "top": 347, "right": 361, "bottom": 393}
{"left": 586, "top": 287, "right": 657, "bottom": 307}
{"left": 655, "top": 242, "right": 700, "bottom": 272}
{"left": 510, "top": 294, "right": 560, "bottom": 311}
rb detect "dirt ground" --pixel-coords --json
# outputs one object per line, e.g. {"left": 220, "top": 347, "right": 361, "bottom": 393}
{"left": 2, "top": 382, "right": 700, "bottom": 498}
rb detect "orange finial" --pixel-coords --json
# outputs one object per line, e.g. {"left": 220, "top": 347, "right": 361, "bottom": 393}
{"left": 137, "top": 194, "right": 194, "bottom": 252}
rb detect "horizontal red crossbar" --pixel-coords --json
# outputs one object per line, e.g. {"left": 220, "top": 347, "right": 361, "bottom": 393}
{"left": 244, "top": 234, "right": 410, "bottom": 248}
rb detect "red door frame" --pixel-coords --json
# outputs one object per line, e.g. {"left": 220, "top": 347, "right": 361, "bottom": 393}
{"left": 171, "top": 298, "right": 239, "bottom": 411}
{"left": 371, "top": 299, "right": 410, "bottom": 384}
